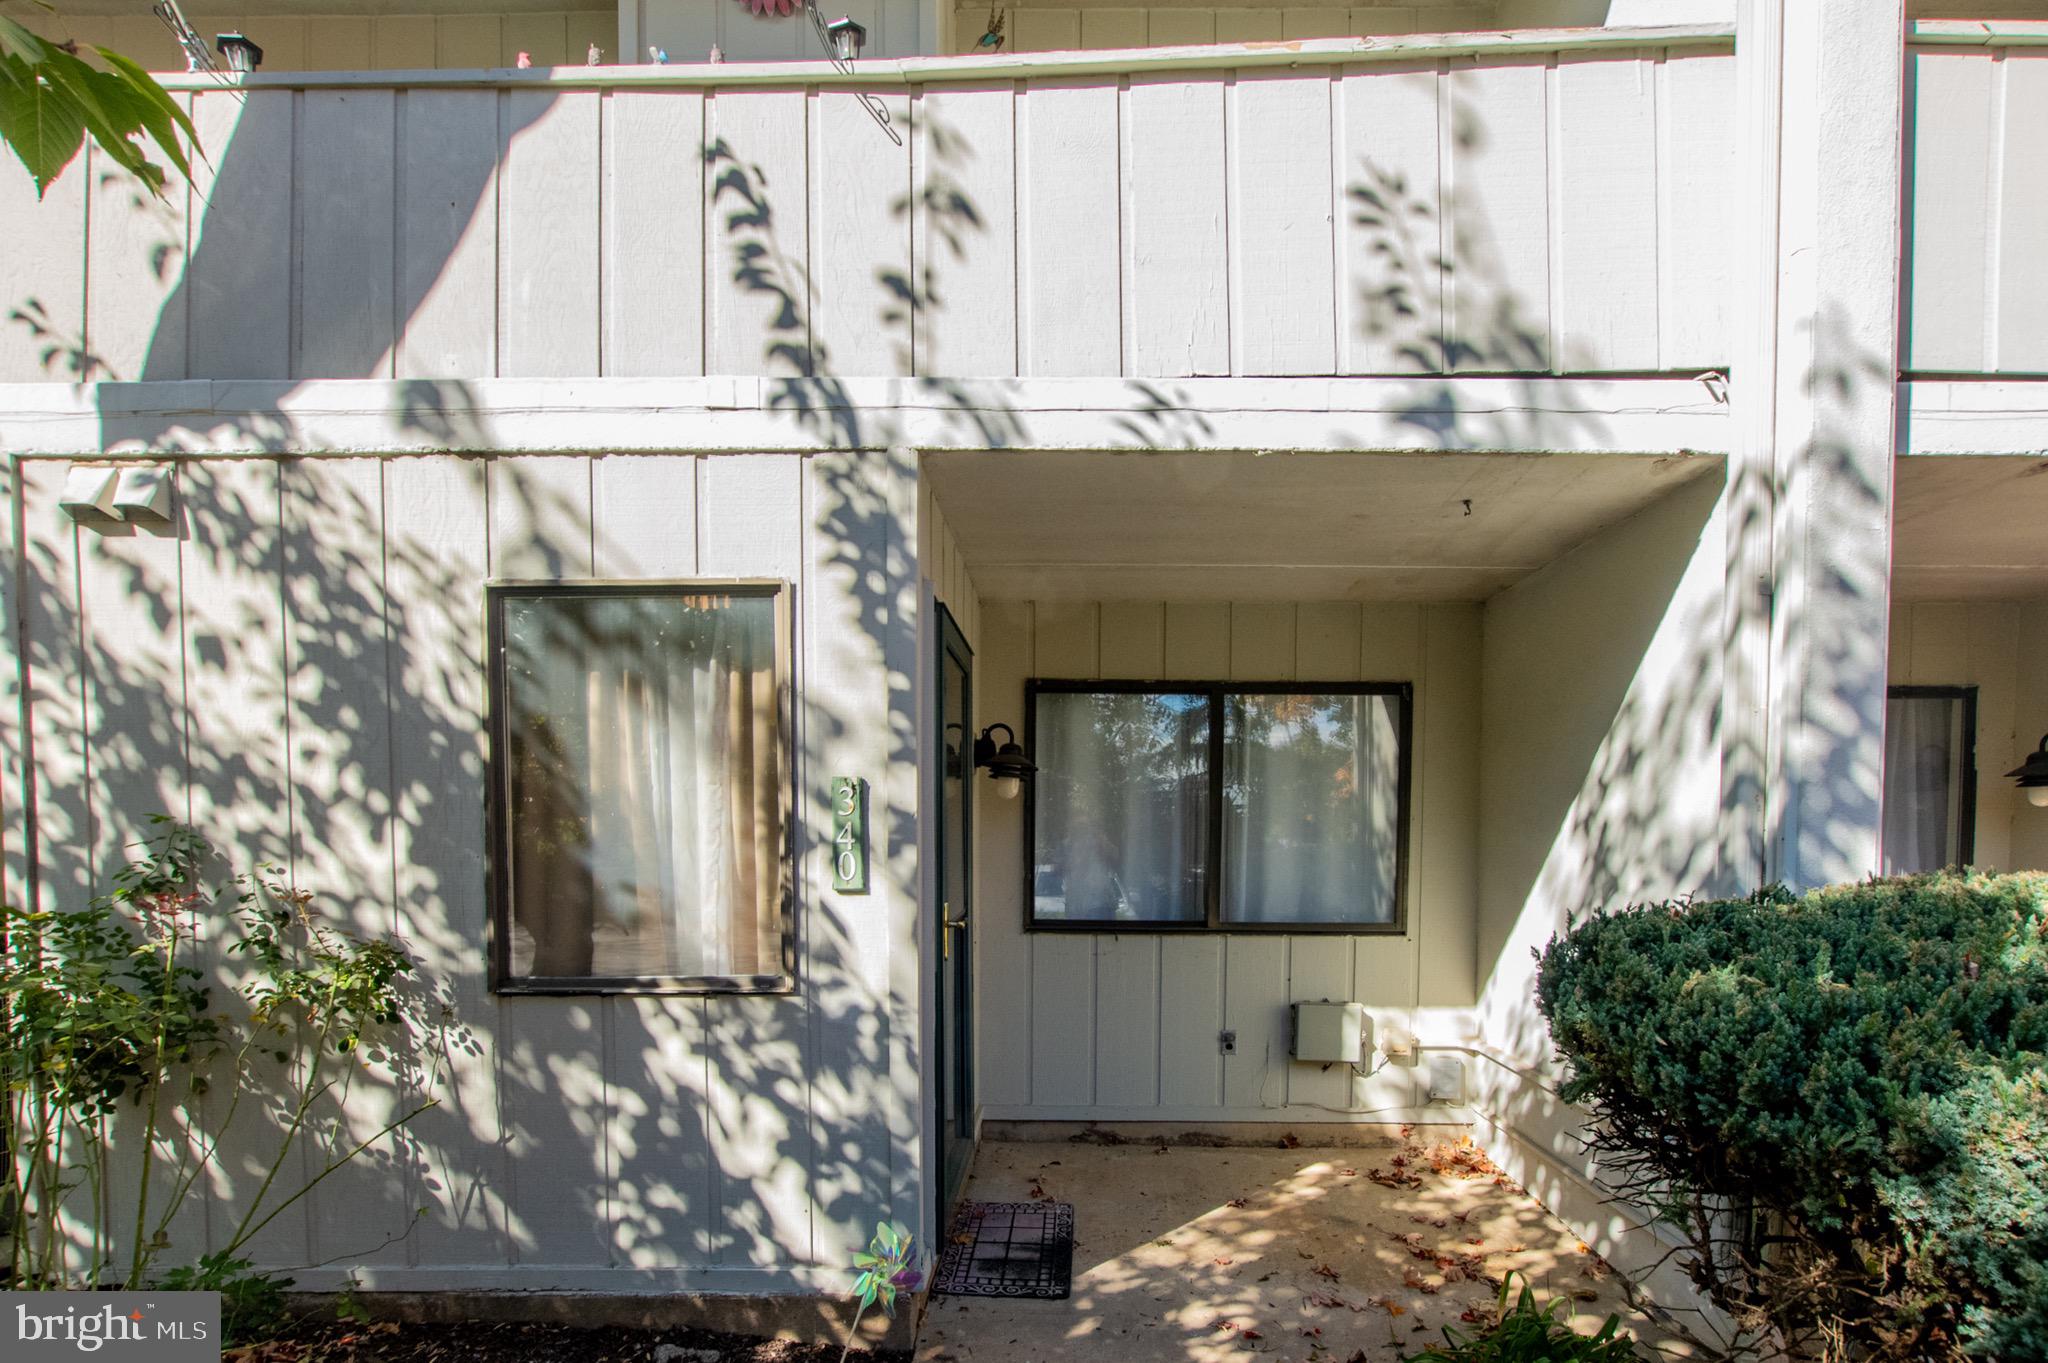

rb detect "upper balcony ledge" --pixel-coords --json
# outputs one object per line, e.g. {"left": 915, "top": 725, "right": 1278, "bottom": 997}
{"left": 0, "top": 374, "right": 1731, "bottom": 459}
{"left": 140, "top": 22, "right": 1736, "bottom": 89}
{"left": 1909, "top": 19, "right": 2048, "bottom": 46}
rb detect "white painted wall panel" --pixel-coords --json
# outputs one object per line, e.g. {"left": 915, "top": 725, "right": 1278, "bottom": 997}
{"left": 181, "top": 461, "right": 303, "bottom": 1266}
{"left": 812, "top": 90, "right": 914, "bottom": 376}
{"left": 85, "top": 137, "right": 188, "bottom": 382}
{"left": 975, "top": 596, "right": 1480, "bottom": 1121}
{"left": 397, "top": 90, "right": 499, "bottom": 378}
{"left": 1905, "top": 50, "right": 1995, "bottom": 372}
{"left": 1903, "top": 46, "right": 2048, "bottom": 376}
{"left": 188, "top": 90, "right": 293, "bottom": 380}
{"left": 916, "top": 85, "right": 1019, "bottom": 377}
{"left": 1340, "top": 61, "right": 1442, "bottom": 374}
{"left": 1656, "top": 49, "right": 1735, "bottom": 371}
{"left": 1445, "top": 58, "right": 1551, "bottom": 372}
{"left": 279, "top": 457, "right": 413, "bottom": 1269}
{"left": 0, "top": 159, "right": 85, "bottom": 383}
{"left": 1125, "top": 75, "right": 1229, "bottom": 375}
{"left": 973, "top": 601, "right": 1034, "bottom": 1107}
{"left": 1233, "top": 71, "right": 1339, "bottom": 375}
{"left": 1094, "top": 935, "right": 1163, "bottom": 1103}
{"left": 1019, "top": 81, "right": 1122, "bottom": 375}
{"left": 298, "top": 90, "right": 397, "bottom": 379}
{"left": 1996, "top": 55, "right": 2048, "bottom": 372}
{"left": 382, "top": 456, "right": 508, "bottom": 1269}
{"left": 1158, "top": 937, "right": 1225, "bottom": 1105}
{"left": 499, "top": 93, "right": 602, "bottom": 378}
{"left": 605, "top": 90, "right": 708, "bottom": 377}
{"left": 1553, "top": 55, "right": 1659, "bottom": 370}
{"left": 707, "top": 89, "right": 811, "bottom": 378}
{"left": 2, "top": 47, "right": 1733, "bottom": 388}
{"left": 12, "top": 449, "right": 918, "bottom": 1284}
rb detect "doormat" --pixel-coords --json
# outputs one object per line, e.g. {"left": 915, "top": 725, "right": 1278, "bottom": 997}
{"left": 930, "top": 1200, "right": 1075, "bottom": 1300}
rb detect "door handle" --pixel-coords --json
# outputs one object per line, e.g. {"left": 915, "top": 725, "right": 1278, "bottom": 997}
{"left": 943, "top": 916, "right": 967, "bottom": 958}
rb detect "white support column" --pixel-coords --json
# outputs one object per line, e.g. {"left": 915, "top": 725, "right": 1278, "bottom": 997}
{"left": 1733, "top": 0, "right": 1905, "bottom": 891}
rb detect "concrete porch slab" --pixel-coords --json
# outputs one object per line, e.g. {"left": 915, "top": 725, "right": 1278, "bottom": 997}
{"left": 915, "top": 1137, "right": 1699, "bottom": 1363}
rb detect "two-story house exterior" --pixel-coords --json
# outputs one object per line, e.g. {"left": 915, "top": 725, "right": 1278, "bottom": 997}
{"left": 3, "top": 0, "right": 2046, "bottom": 1337}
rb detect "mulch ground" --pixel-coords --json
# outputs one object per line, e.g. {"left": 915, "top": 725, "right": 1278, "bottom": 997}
{"left": 232, "top": 1319, "right": 911, "bottom": 1363}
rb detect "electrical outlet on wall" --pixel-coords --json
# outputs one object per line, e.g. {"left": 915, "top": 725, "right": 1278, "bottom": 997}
{"left": 1219, "top": 1030, "right": 1237, "bottom": 1055}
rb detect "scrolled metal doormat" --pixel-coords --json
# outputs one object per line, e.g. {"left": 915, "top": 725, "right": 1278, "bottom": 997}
{"left": 930, "top": 1200, "right": 1075, "bottom": 1300}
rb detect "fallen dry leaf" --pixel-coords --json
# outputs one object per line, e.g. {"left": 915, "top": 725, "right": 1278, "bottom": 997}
{"left": 1403, "top": 1267, "right": 1441, "bottom": 1294}
{"left": 1374, "top": 1297, "right": 1407, "bottom": 1317}
{"left": 1227, "top": 1197, "right": 1248, "bottom": 1209}
{"left": 1312, "top": 1262, "right": 1341, "bottom": 1282}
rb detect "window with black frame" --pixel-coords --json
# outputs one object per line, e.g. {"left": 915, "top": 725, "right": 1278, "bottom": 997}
{"left": 1026, "top": 681, "right": 1411, "bottom": 932}
{"left": 1882, "top": 685, "right": 1977, "bottom": 875}
{"left": 487, "top": 581, "right": 794, "bottom": 993}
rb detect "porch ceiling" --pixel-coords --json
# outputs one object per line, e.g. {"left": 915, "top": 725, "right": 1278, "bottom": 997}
{"left": 1894, "top": 455, "right": 2048, "bottom": 600}
{"left": 925, "top": 448, "right": 1722, "bottom": 603}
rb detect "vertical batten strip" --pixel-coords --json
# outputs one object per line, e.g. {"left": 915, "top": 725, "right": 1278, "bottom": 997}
{"left": 1984, "top": 51, "right": 2004, "bottom": 373}
{"left": 1993, "top": 50, "right": 2048, "bottom": 372}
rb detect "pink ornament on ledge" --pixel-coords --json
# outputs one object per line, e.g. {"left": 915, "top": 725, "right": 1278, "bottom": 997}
{"left": 739, "top": 0, "right": 799, "bottom": 14}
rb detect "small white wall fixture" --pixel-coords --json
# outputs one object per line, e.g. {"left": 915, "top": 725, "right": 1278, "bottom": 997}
{"left": 112, "top": 465, "right": 175, "bottom": 529}
{"left": 57, "top": 463, "right": 121, "bottom": 528}
{"left": 59, "top": 463, "right": 175, "bottom": 531}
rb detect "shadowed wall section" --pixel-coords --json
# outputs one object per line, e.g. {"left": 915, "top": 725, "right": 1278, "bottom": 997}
{"left": 971, "top": 598, "right": 1483, "bottom": 1122}
{"left": 0, "top": 41, "right": 1737, "bottom": 393}
{"left": 2, "top": 449, "right": 922, "bottom": 1296}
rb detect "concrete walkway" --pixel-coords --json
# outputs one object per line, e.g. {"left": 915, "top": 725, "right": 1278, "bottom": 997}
{"left": 915, "top": 1134, "right": 1695, "bottom": 1363}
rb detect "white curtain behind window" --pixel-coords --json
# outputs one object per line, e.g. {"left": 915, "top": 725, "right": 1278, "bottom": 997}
{"left": 1882, "top": 693, "right": 1965, "bottom": 875}
{"left": 1035, "top": 692, "right": 1208, "bottom": 922}
{"left": 1224, "top": 693, "right": 1400, "bottom": 924}
{"left": 506, "top": 593, "right": 781, "bottom": 980}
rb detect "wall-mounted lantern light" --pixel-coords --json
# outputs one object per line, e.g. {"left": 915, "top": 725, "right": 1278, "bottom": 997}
{"left": 823, "top": 16, "right": 866, "bottom": 62}
{"left": 215, "top": 32, "right": 263, "bottom": 72}
{"left": 973, "top": 723, "right": 1036, "bottom": 801}
{"left": 2008, "top": 734, "right": 2048, "bottom": 809}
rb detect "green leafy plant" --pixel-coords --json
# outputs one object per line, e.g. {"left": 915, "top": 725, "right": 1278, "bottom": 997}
{"left": 0, "top": 11, "right": 198, "bottom": 196}
{"left": 840, "top": 1220, "right": 923, "bottom": 1363}
{"left": 157, "top": 1251, "right": 289, "bottom": 1347}
{"left": 1403, "top": 1273, "right": 1642, "bottom": 1363}
{"left": 1537, "top": 870, "right": 2048, "bottom": 1361}
{"left": 1, "top": 819, "right": 436, "bottom": 1298}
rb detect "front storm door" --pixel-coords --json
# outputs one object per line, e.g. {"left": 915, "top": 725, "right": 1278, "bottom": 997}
{"left": 936, "top": 605, "right": 976, "bottom": 1210}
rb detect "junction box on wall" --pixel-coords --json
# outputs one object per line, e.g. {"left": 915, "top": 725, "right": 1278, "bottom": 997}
{"left": 1289, "top": 1000, "right": 1366, "bottom": 1064}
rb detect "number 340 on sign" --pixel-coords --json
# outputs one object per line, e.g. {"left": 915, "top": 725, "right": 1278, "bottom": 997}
{"left": 831, "top": 776, "right": 868, "bottom": 893}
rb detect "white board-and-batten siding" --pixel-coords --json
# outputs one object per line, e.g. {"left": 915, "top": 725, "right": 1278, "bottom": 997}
{"left": 0, "top": 46, "right": 1735, "bottom": 391}
{"left": 2, "top": 451, "right": 917, "bottom": 1292}
{"left": 1904, "top": 45, "right": 2048, "bottom": 374}
{"left": 973, "top": 600, "right": 1481, "bottom": 1122}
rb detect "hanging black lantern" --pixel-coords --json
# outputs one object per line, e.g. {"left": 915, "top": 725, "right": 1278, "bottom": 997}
{"left": 973, "top": 723, "right": 1036, "bottom": 800}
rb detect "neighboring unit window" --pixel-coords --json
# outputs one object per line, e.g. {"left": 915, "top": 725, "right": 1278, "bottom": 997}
{"left": 1882, "top": 685, "right": 1977, "bottom": 876}
{"left": 488, "top": 583, "right": 792, "bottom": 993}
{"left": 1028, "top": 681, "right": 1410, "bottom": 931}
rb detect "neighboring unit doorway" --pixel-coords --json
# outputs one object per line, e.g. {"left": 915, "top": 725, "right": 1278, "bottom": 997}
{"left": 935, "top": 605, "right": 977, "bottom": 1211}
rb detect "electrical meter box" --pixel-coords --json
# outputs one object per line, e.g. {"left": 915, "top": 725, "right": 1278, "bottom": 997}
{"left": 1291, "top": 1001, "right": 1366, "bottom": 1064}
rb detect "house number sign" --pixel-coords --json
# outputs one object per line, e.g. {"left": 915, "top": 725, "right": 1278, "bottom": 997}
{"left": 831, "top": 776, "right": 868, "bottom": 893}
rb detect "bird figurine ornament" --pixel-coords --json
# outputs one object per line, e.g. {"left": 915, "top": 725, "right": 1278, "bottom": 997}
{"left": 978, "top": 7, "right": 1005, "bottom": 49}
